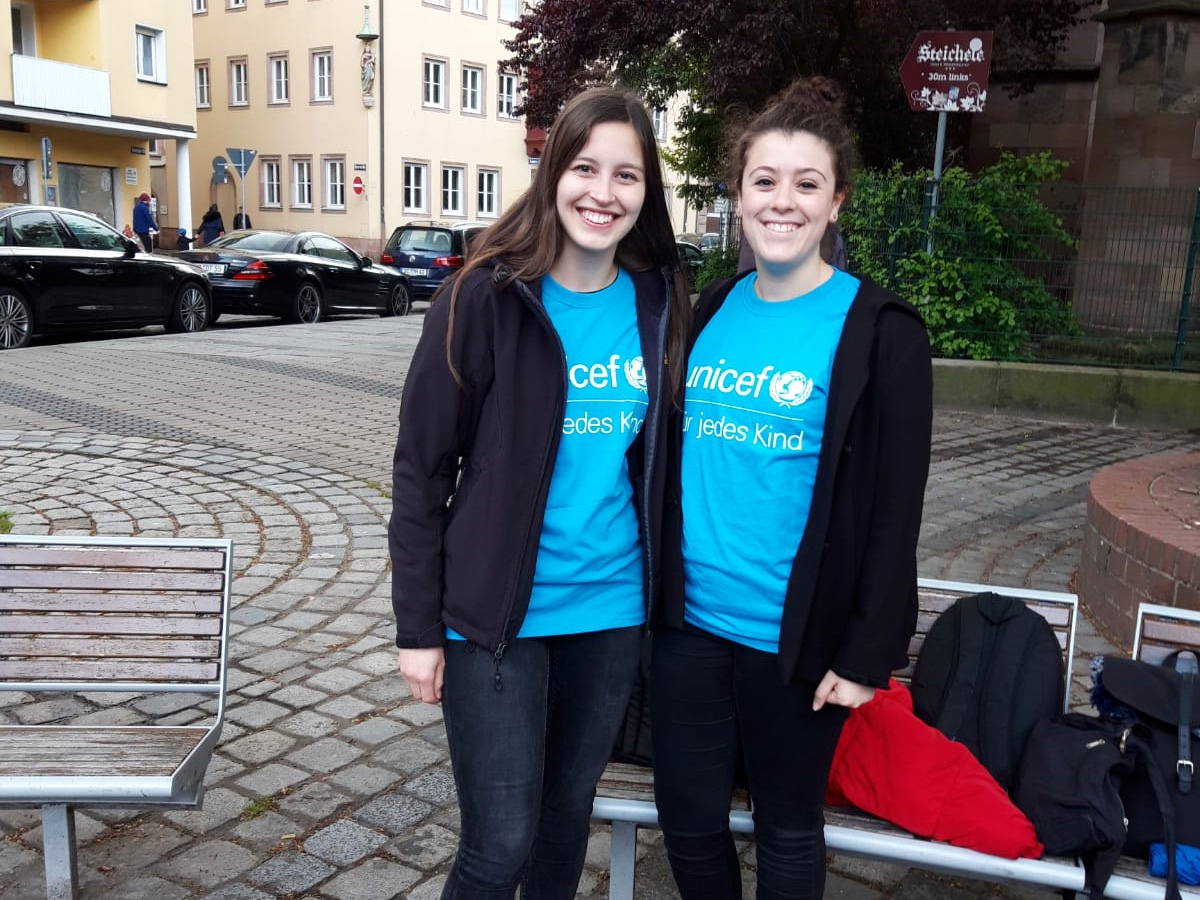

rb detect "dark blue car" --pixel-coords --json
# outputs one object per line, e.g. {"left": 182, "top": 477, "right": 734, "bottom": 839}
{"left": 378, "top": 220, "right": 487, "bottom": 309}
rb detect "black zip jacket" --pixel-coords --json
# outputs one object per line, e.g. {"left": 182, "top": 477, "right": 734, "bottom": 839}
{"left": 389, "top": 263, "right": 672, "bottom": 652}
{"left": 658, "top": 272, "right": 933, "bottom": 687}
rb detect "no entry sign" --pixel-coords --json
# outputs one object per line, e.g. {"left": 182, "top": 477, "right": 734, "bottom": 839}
{"left": 899, "top": 31, "right": 993, "bottom": 113}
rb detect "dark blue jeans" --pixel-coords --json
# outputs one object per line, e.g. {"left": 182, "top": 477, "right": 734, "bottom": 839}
{"left": 650, "top": 625, "right": 849, "bottom": 900}
{"left": 440, "top": 625, "right": 643, "bottom": 900}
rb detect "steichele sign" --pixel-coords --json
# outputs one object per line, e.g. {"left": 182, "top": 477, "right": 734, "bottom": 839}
{"left": 899, "top": 31, "right": 993, "bottom": 113}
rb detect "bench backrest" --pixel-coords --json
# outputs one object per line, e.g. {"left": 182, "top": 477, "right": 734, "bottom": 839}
{"left": 0, "top": 535, "right": 233, "bottom": 703}
{"left": 1133, "top": 602, "right": 1200, "bottom": 664}
{"left": 909, "top": 578, "right": 1078, "bottom": 713}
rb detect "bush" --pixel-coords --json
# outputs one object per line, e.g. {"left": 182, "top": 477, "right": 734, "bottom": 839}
{"left": 695, "top": 245, "right": 739, "bottom": 291}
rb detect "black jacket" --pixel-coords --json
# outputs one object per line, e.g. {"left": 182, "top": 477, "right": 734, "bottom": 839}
{"left": 389, "top": 264, "right": 673, "bottom": 653}
{"left": 658, "top": 272, "right": 933, "bottom": 687}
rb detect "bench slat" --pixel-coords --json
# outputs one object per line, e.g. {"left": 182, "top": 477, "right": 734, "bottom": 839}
{"left": 0, "top": 616, "right": 221, "bottom": 637}
{"left": 0, "top": 570, "right": 225, "bottom": 591}
{"left": 0, "top": 660, "right": 219, "bottom": 682}
{"left": 0, "top": 637, "right": 220, "bottom": 658}
{"left": 0, "top": 547, "right": 226, "bottom": 570}
{"left": 0, "top": 594, "right": 223, "bottom": 614}
{"left": 0, "top": 727, "right": 210, "bottom": 776}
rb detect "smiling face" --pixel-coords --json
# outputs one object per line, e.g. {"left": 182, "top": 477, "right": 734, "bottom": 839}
{"left": 738, "top": 129, "right": 844, "bottom": 280}
{"left": 554, "top": 121, "right": 647, "bottom": 272}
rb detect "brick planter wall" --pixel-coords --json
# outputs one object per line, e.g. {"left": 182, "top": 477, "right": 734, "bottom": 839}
{"left": 1079, "top": 452, "right": 1200, "bottom": 648}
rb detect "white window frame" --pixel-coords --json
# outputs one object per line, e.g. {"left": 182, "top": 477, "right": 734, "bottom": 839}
{"left": 653, "top": 108, "right": 667, "bottom": 141}
{"left": 229, "top": 58, "right": 248, "bottom": 106}
{"left": 461, "top": 65, "right": 483, "bottom": 115}
{"left": 442, "top": 166, "right": 466, "bottom": 217}
{"left": 477, "top": 168, "right": 499, "bottom": 218}
{"left": 311, "top": 50, "right": 333, "bottom": 102}
{"left": 425, "top": 0, "right": 449, "bottom": 6}
{"left": 262, "top": 158, "right": 282, "bottom": 208}
{"left": 423, "top": 58, "right": 447, "bottom": 109}
{"left": 291, "top": 157, "right": 313, "bottom": 209}
{"left": 499, "top": 0, "right": 519, "bottom": 21}
{"left": 323, "top": 157, "right": 346, "bottom": 210}
{"left": 195, "top": 63, "right": 211, "bottom": 108}
{"left": 135, "top": 25, "right": 166, "bottom": 85}
{"left": 497, "top": 72, "right": 517, "bottom": 119}
{"left": 462, "top": 0, "right": 483, "bottom": 13}
{"left": 193, "top": 0, "right": 208, "bottom": 13}
{"left": 269, "top": 54, "right": 290, "bottom": 104}
{"left": 227, "top": 0, "right": 246, "bottom": 8}
{"left": 404, "top": 162, "right": 429, "bottom": 214}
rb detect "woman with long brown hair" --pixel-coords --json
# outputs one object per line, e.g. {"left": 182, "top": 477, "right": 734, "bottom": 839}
{"left": 388, "top": 85, "right": 690, "bottom": 900}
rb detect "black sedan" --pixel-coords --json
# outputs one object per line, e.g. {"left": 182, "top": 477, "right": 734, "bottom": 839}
{"left": 0, "top": 205, "right": 211, "bottom": 350}
{"left": 178, "top": 230, "right": 411, "bottom": 324}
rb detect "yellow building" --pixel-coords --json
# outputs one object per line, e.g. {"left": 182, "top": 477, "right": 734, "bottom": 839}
{"left": 0, "top": 0, "right": 198, "bottom": 236}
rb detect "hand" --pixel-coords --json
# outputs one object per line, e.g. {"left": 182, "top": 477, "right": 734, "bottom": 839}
{"left": 812, "top": 669, "right": 875, "bottom": 711}
{"left": 398, "top": 647, "right": 445, "bottom": 704}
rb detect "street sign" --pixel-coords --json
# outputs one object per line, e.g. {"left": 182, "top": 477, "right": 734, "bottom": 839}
{"left": 352, "top": 176, "right": 365, "bottom": 196}
{"left": 899, "top": 31, "right": 993, "bottom": 113}
{"left": 224, "top": 147, "right": 258, "bottom": 177}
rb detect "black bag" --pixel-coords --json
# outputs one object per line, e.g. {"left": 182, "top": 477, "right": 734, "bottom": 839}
{"left": 1097, "top": 651, "right": 1200, "bottom": 857}
{"left": 911, "top": 591, "right": 1064, "bottom": 789}
{"left": 1014, "top": 712, "right": 1181, "bottom": 900}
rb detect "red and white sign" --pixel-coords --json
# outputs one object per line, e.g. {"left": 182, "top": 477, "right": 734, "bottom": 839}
{"left": 899, "top": 31, "right": 993, "bottom": 113}
{"left": 352, "top": 175, "right": 365, "bottom": 195}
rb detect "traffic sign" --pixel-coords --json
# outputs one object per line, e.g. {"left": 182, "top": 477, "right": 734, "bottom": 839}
{"left": 899, "top": 31, "right": 992, "bottom": 113}
{"left": 352, "top": 176, "right": 365, "bottom": 196}
{"left": 224, "top": 147, "right": 258, "bottom": 177}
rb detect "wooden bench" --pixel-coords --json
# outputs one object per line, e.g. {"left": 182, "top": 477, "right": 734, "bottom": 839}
{"left": 0, "top": 534, "right": 233, "bottom": 900}
{"left": 591, "top": 578, "right": 1200, "bottom": 900}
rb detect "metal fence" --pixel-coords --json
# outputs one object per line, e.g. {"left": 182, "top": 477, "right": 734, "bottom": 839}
{"left": 838, "top": 178, "right": 1200, "bottom": 372}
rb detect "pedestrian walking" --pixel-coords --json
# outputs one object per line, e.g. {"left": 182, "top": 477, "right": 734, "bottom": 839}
{"left": 232, "top": 206, "right": 252, "bottom": 230}
{"left": 196, "top": 204, "right": 224, "bottom": 246}
{"left": 175, "top": 228, "right": 192, "bottom": 252}
{"left": 132, "top": 193, "right": 156, "bottom": 253}
{"left": 649, "top": 75, "right": 934, "bottom": 900}
{"left": 388, "top": 86, "right": 690, "bottom": 900}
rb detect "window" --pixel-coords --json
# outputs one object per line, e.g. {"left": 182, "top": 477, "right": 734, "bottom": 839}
{"left": 462, "top": 65, "right": 483, "bottom": 115}
{"left": 442, "top": 166, "right": 466, "bottom": 216}
{"left": 653, "top": 108, "right": 667, "bottom": 141}
{"left": 423, "top": 58, "right": 446, "bottom": 108}
{"left": 404, "top": 162, "right": 428, "bottom": 214}
{"left": 269, "top": 55, "right": 289, "bottom": 104}
{"left": 291, "top": 157, "right": 312, "bottom": 208}
{"left": 425, "top": 0, "right": 448, "bottom": 6}
{"left": 262, "top": 158, "right": 282, "bottom": 207}
{"left": 497, "top": 72, "right": 517, "bottom": 119}
{"left": 323, "top": 157, "right": 346, "bottom": 209}
{"left": 135, "top": 26, "right": 165, "bottom": 84}
{"left": 193, "top": 0, "right": 207, "bottom": 12}
{"left": 311, "top": 50, "right": 332, "bottom": 101}
{"left": 227, "top": 0, "right": 246, "bottom": 8}
{"left": 478, "top": 168, "right": 499, "bottom": 218}
{"left": 462, "top": 0, "right": 483, "bottom": 12}
{"left": 229, "top": 59, "right": 248, "bottom": 106}
{"left": 149, "top": 140, "right": 163, "bottom": 158}
{"left": 195, "top": 63, "right": 211, "bottom": 108}
{"left": 499, "top": 0, "right": 519, "bottom": 20}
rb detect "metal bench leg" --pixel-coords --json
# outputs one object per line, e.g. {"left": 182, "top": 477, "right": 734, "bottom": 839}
{"left": 41, "top": 804, "right": 79, "bottom": 900}
{"left": 608, "top": 820, "right": 638, "bottom": 900}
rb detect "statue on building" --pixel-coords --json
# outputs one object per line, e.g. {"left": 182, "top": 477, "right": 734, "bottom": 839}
{"left": 361, "top": 45, "right": 376, "bottom": 94}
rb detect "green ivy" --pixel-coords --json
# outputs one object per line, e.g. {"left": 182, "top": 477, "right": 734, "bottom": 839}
{"left": 841, "top": 152, "right": 1080, "bottom": 360}
{"left": 694, "top": 246, "right": 740, "bottom": 291}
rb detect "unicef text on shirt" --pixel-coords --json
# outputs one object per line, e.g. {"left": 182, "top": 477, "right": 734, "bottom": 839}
{"left": 568, "top": 354, "right": 647, "bottom": 392}
{"left": 563, "top": 410, "right": 645, "bottom": 435}
{"left": 686, "top": 362, "right": 814, "bottom": 408}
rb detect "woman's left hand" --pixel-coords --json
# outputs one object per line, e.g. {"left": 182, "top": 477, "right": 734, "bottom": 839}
{"left": 812, "top": 669, "right": 875, "bottom": 711}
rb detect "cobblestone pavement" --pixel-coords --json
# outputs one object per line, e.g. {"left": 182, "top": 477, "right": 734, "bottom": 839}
{"left": 0, "top": 316, "right": 1196, "bottom": 900}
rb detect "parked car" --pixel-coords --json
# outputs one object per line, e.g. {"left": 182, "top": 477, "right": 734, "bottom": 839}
{"left": 697, "top": 233, "right": 722, "bottom": 253}
{"left": 0, "top": 204, "right": 211, "bottom": 350}
{"left": 379, "top": 220, "right": 488, "bottom": 308}
{"left": 676, "top": 240, "right": 704, "bottom": 293}
{"left": 178, "top": 229, "right": 410, "bottom": 323}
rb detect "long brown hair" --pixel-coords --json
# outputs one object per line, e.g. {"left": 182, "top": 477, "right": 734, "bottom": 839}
{"left": 442, "top": 85, "right": 690, "bottom": 395}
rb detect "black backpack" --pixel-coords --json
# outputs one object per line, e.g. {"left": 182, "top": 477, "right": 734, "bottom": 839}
{"left": 911, "top": 591, "right": 1065, "bottom": 789}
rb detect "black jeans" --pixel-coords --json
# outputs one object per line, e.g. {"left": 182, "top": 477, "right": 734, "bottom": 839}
{"left": 440, "top": 625, "right": 643, "bottom": 900}
{"left": 650, "top": 624, "right": 849, "bottom": 900}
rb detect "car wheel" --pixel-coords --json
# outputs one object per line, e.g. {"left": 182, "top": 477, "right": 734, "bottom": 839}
{"left": 167, "top": 282, "right": 210, "bottom": 334}
{"left": 291, "top": 282, "right": 322, "bottom": 324}
{"left": 0, "top": 288, "right": 33, "bottom": 350}
{"left": 383, "top": 282, "right": 412, "bottom": 317}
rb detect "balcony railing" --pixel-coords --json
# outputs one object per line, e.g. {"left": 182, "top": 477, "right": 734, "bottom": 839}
{"left": 11, "top": 54, "right": 111, "bottom": 118}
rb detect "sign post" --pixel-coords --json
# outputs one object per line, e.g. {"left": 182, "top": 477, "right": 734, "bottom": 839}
{"left": 899, "top": 31, "right": 992, "bottom": 250}
{"left": 224, "top": 148, "right": 258, "bottom": 229}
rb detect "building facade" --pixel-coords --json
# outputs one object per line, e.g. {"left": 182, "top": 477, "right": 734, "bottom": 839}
{"left": 0, "top": 0, "right": 198, "bottom": 236}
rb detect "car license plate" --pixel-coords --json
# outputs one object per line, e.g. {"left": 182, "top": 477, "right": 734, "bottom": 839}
{"left": 198, "top": 263, "right": 225, "bottom": 275}
{"left": 400, "top": 267, "right": 429, "bottom": 277}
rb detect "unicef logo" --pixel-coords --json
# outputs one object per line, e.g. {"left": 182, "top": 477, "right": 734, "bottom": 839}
{"left": 769, "top": 371, "right": 813, "bottom": 407}
{"left": 624, "top": 356, "right": 647, "bottom": 393}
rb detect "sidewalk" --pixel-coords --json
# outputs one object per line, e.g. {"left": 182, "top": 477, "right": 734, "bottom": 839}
{"left": 0, "top": 316, "right": 1196, "bottom": 900}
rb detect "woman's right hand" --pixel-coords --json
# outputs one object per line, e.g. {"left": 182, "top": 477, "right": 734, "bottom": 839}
{"left": 398, "top": 647, "right": 445, "bottom": 704}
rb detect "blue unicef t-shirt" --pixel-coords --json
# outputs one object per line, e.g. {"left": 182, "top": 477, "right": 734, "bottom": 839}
{"left": 681, "top": 269, "right": 858, "bottom": 652}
